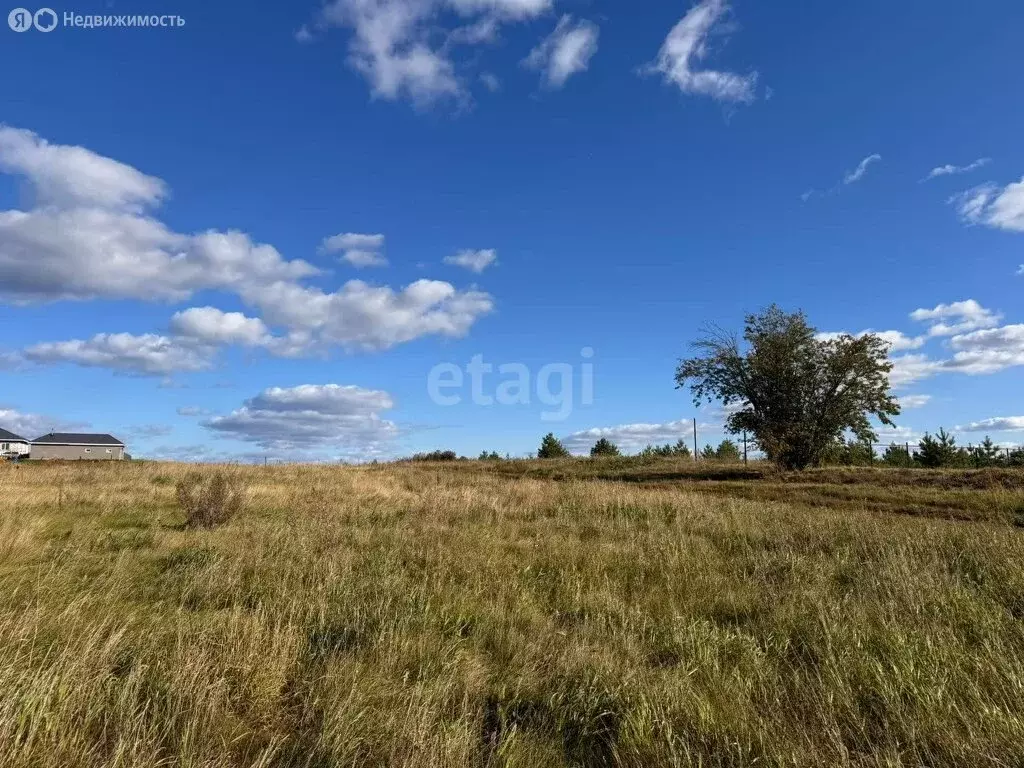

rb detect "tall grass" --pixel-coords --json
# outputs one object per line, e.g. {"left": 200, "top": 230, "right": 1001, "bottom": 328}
{"left": 1, "top": 460, "right": 1023, "bottom": 766}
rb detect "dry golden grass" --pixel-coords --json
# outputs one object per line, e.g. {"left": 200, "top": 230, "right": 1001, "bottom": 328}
{"left": 2, "top": 459, "right": 1024, "bottom": 766}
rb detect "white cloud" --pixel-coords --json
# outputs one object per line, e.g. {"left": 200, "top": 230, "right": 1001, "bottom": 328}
{"left": 843, "top": 154, "right": 882, "bottom": 185}
{"left": 0, "top": 128, "right": 317, "bottom": 304}
{"left": 945, "top": 324, "right": 1024, "bottom": 374}
{"left": 319, "top": 232, "right": 388, "bottom": 268}
{"left": 1, "top": 128, "right": 493, "bottom": 364}
{"left": 305, "top": 0, "right": 551, "bottom": 106}
{"left": 888, "top": 354, "right": 944, "bottom": 389}
{"left": 23, "top": 333, "right": 215, "bottom": 376}
{"left": 170, "top": 307, "right": 271, "bottom": 347}
{"left": 523, "top": 16, "right": 599, "bottom": 89}
{"left": 443, "top": 248, "right": 497, "bottom": 273}
{"left": 923, "top": 158, "right": 990, "bottom": 182}
{"left": 875, "top": 425, "right": 922, "bottom": 443}
{"left": 899, "top": 394, "right": 931, "bottom": 409}
{"left": 562, "top": 419, "right": 720, "bottom": 455}
{"left": 203, "top": 383, "right": 399, "bottom": 451}
{"left": 951, "top": 178, "right": 1024, "bottom": 232}
{"left": 0, "top": 407, "right": 87, "bottom": 439}
{"left": 242, "top": 278, "right": 493, "bottom": 351}
{"left": 803, "top": 153, "right": 881, "bottom": 201}
{"left": 956, "top": 416, "right": 1024, "bottom": 433}
{"left": 647, "top": 0, "right": 757, "bottom": 103}
{"left": 910, "top": 299, "right": 1001, "bottom": 337}
{"left": 0, "top": 125, "right": 166, "bottom": 212}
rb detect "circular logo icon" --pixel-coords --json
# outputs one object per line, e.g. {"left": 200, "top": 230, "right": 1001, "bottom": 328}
{"left": 34, "top": 7, "right": 57, "bottom": 31}
{"left": 8, "top": 7, "right": 33, "bottom": 31}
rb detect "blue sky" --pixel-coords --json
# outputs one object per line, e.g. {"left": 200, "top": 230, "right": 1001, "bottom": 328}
{"left": 1, "top": 0, "right": 1022, "bottom": 461}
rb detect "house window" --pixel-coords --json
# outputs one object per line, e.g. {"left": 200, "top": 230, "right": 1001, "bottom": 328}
{"left": 1, "top": 443, "right": 7, "bottom": 451}
{"left": 106, "top": 449, "right": 112, "bottom": 454}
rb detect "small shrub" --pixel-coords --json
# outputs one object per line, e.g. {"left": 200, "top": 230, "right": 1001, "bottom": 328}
{"left": 175, "top": 472, "right": 244, "bottom": 529}
{"left": 411, "top": 450, "right": 459, "bottom": 462}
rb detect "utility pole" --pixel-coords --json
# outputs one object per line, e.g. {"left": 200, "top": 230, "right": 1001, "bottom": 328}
{"left": 742, "top": 431, "right": 748, "bottom": 467}
{"left": 693, "top": 418, "right": 698, "bottom": 462}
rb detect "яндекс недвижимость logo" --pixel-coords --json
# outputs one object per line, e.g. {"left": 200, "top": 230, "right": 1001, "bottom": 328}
{"left": 8, "top": 8, "right": 57, "bottom": 31}
{"left": 8, "top": 8, "right": 184, "bottom": 31}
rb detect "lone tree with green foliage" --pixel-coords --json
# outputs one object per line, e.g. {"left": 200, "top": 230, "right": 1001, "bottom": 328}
{"left": 590, "top": 438, "right": 621, "bottom": 457}
{"left": 537, "top": 433, "right": 570, "bottom": 459}
{"left": 675, "top": 306, "right": 900, "bottom": 470}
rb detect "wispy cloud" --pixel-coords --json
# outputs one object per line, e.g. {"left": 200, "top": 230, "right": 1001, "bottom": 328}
{"left": 843, "top": 154, "right": 882, "bottom": 185}
{"left": 523, "top": 16, "right": 599, "bottom": 89}
{"left": 922, "top": 157, "right": 990, "bottom": 182}
{"left": 802, "top": 153, "right": 881, "bottom": 201}
{"left": 645, "top": 0, "right": 758, "bottom": 104}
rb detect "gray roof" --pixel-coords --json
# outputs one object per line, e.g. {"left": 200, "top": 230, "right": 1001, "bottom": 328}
{"left": 32, "top": 432, "right": 124, "bottom": 446}
{"left": 0, "top": 427, "right": 28, "bottom": 442}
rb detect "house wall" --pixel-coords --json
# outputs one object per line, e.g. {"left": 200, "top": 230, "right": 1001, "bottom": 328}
{"left": 1, "top": 441, "right": 30, "bottom": 456}
{"left": 31, "top": 444, "right": 125, "bottom": 461}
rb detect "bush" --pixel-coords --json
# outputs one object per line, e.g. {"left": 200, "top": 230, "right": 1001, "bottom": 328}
{"left": 882, "top": 442, "right": 914, "bottom": 468}
{"left": 590, "top": 438, "right": 620, "bottom": 457}
{"left": 411, "top": 450, "right": 459, "bottom": 462}
{"left": 917, "top": 429, "right": 966, "bottom": 469}
{"left": 639, "top": 439, "right": 691, "bottom": 459}
{"left": 478, "top": 451, "right": 503, "bottom": 461}
{"left": 176, "top": 472, "right": 244, "bottom": 530}
{"left": 538, "top": 433, "right": 570, "bottom": 459}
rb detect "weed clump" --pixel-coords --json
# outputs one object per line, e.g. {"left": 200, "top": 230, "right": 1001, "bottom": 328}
{"left": 175, "top": 472, "right": 243, "bottom": 529}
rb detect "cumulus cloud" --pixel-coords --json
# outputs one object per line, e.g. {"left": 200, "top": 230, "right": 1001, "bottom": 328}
{"left": 956, "top": 416, "right": 1024, "bottom": 433}
{"left": 0, "top": 128, "right": 317, "bottom": 304}
{"left": 562, "top": 419, "right": 720, "bottom": 455}
{"left": 170, "top": 307, "right": 271, "bottom": 347}
{"left": 523, "top": 16, "right": 599, "bottom": 89}
{"left": 945, "top": 324, "right": 1024, "bottom": 374}
{"left": 888, "top": 354, "right": 944, "bottom": 389}
{"left": 203, "top": 383, "right": 399, "bottom": 452}
{"left": 302, "top": 0, "right": 551, "bottom": 106}
{"left": 0, "top": 125, "right": 166, "bottom": 211}
{"left": 23, "top": 333, "right": 215, "bottom": 376}
{"left": 923, "top": 158, "right": 990, "bottom": 182}
{"left": 168, "top": 307, "right": 272, "bottom": 348}
{"left": 319, "top": 232, "right": 387, "bottom": 268}
{"left": 910, "top": 299, "right": 1001, "bottom": 337}
{"left": 443, "top": 248, "right": 497, "bottom": 273}
{"left": 242, "top": 278, "right": 493, "bottom": 351}
{"left": 0, "top": 406, "right": 87, "bottom": 439}
{"left": 951, "top": 178, "right": 1024, "bottom": 232}
{"left": 0, "top": 128, "right": 493, "bottom": 370}
{"left": 646, "top": 0, "right": 757, "bottom": 103}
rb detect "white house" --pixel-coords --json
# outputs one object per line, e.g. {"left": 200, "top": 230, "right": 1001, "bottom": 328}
{"left": 0, "top": 428, "right": 31, "bottom": 458}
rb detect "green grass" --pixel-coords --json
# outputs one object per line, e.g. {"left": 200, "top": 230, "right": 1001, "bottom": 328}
{"left": 1, "top": 459, "right": 1024, "bottom": 766}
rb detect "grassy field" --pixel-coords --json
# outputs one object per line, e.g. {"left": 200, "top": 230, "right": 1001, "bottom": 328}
{"left": 2, "top": 459, "right": 1024, "bottom": 767}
